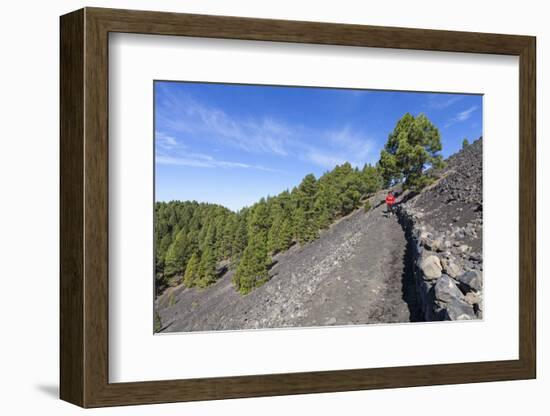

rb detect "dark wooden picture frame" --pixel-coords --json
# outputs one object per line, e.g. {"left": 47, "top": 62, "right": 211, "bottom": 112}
{"left": 60, "top": 7, "right": 536, "bottom": 408}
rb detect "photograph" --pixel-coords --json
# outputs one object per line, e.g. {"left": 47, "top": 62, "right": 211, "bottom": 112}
{"left": 153, "top": 81, "right": 483, "bottom": 333}
{"left": 51, "top": 4, "right": 538, "bottom": 409}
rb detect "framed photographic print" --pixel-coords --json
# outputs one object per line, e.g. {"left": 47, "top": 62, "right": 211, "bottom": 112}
{"left": 60, "top": 7, "right": 536, "bottom": 408}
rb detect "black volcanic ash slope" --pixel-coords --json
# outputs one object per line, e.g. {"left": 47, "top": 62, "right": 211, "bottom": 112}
{"left": 155, "top": 139, "right": 484, "bottom": 331}
{"left": 396, "top": 138, "right": 483, "bottom": 321}
{"left": 156, "top": 194, "right": 417, "bottom": 332}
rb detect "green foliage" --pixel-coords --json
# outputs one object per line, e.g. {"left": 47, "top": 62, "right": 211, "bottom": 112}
{"left": 364, "top": 200, "right": 372, "bottom": 212}
{"left": 313, "top": 182, "right": 333, "bottom": 229}
{"left": 339, "top": 166, "right": 363, "bottom": 214}
{"left": 320, "top": 163, "right": 366, "bottom": 217}
{"left": 248, "top": 199, "right": 270, "bottom": 237}
{"left": 377, "top": 112, "right": 443, "bottom": 191}
{"left": 233, "top": 199, "right": 273, "bottom": 293}
{"left": 156, "top": 234, "right": 172, "bottom": 271}
{"left": 183, "top": 252, "right": 200, "bottom": 287}
{"left": 289, "top": 174, "right": 318, "bottom": 244}
{"left": 220, "top": 215, "right": 237, "bottom": 259}
{"left": 233, "top": 232, "right": 270, "bottom": 295}
{"left": 267, "top": 203, "right": 284, "bottom": 254}
{"left": 163, "top": 229, "right": 188, "bottom": 277}
{"left": 292, "top": 207, "right": 310, "bottom": 244}
{"left": 197, "top": 226, "right": 218, "bottom": 288}
{"left": 232, "top": 211, "right": 248, "bottom": 260}
{"left": 278, "top": 218, "right": 294, "bottom": 250}
{"left": 155, "top": 201, "right": 234, "bottom": 287}
{"left": 462, "top": 138, "right": 469, "bottom": 149}
{"left": 197, "top": 246, "right": 217, "bottom": 288}
{"left": 362, "top": 164, "right": 383, "bottom": 195}
{"left": 377, "top": 149, "right": 401, "bottom": 187}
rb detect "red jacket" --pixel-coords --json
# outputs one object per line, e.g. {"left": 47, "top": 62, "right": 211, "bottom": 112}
{"left": 385, "top": 194, "right": 396, "bottom": 205}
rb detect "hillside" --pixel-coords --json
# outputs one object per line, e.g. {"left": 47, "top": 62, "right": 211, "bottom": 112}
{"left": 155, "top": 138, "right": 483, "bottom": 332}
{"left": 397, "top": 137, "right": 483, "bottom": 320}
{"left": 154, "top": 163, "right": 382, "bottom": 296}
{"left": 156, "top": 193, "right": 419, "bottom": 332}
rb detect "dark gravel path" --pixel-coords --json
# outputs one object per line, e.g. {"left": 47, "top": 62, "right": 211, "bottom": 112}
{"left": 156, "top": 195, "right": 420, "bottom": 333}
{"left": 298, "top": 203, "right": 419, "bottom": 326}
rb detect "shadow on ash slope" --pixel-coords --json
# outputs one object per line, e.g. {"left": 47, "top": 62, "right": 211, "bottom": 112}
{"left": 157, "top": 199, "right": 421, "bottom": 333}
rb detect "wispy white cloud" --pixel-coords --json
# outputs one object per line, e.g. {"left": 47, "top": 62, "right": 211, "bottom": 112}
{"left": 445, "top": 105, "right": 478, "bottom": 128}
{"left": 155, "top": 131, "right": 279, "bottom": 172}
{"left": 155, "top": 132, "right": 180, "bottom": 150}
{"left": 325, "top": 126, "right": 373, "bottom": 161}
{"left": 300, "top": 126, "right": 374, "bottom": 169}
{"left": 305, "top": 151, "right": 354, "bottom": 169}
{"left": 157, "top": 86, "right": 376, "bottom": 171}
{"left": 456, "top": 106, "right": 478, "bottom": 121}
{"left": 156, "top": 154, "right": 279, "bottom": 172}
{"left": 426, "top": 94, "right": 463, "bottom": 110}
{"left": 158, "top": 87, "right": 290, "bottom": 156}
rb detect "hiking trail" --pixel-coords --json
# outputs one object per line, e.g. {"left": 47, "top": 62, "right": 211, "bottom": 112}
{"left": 157, "top": 196, "right": 421, "bottom": 332}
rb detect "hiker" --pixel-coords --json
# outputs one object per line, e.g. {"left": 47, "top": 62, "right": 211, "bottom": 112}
{"left": 385, "top": 191, "right": 396, "bottom": 215}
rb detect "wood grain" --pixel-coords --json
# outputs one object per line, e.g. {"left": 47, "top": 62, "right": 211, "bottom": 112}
{"left": 59, "top": 7, "right": 537, "bottom": 408}
{"left": 518, "top": 38, "right": 536, "bottom": 376}
{"left": 59, "top": 8, "right": 84, "bottom": 406}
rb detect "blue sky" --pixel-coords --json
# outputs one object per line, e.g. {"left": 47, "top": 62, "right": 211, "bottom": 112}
{"left": 155, "top": 81, "right": 482, "bottom": 211}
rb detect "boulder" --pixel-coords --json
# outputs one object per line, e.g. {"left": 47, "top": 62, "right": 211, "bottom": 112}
{"left": 419, "top": 255, "right": 442, "bottom": 280}
{"left": 456, "top": 270, "right": 482, "bottom": 292}
{"left": 434, "top": 274, "right": 463, "bottom": 303}
{"left": 441, "top": 258, "right": 462, "bottom": 278}
{"left": 435, "top": 298, "right": 477, "bottom": 320}
{"left": 426, "top": 237, "right": 445, "bottom": 252}
{"left": 434, "top": 275, "right": 477, "bottom": 320}
{"left": 464, "top": 291, "right": 481, "bottom": 305}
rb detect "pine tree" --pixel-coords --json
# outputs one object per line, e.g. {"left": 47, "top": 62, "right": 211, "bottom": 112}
{"left": 212, "top": 216, "right": 222, "bottom": 257}
{"left": 220, "top": 214, "right": 236, "bottom": 259}
{"left": 185, "top": 229, "right": 199, "bottom": 258}
{"left": 340, "top": 169, "right": 363, "bottom": 215}
{"left": 232, "top": 212, "right": 248, "bottom": 260}
{"left": 314, "top": 182, "right": 334, "bottom": 229}
{"left": 248, "top": 199, "right": 270, "bottom": 237}
{"left": 233, "top": 200, "right": 272, "bottom": 293}
{"left": 293, "top": 206, "right": 316, "bottom": 244}
{"left": 362, "top": 163, "right": 383, "bottom": 195}
{"left": 163, "top": 229, "right": 188, "bottom": 277}
{"left": 377, "top": 113, "right": 443, "bottom": 190}
{"left": 277, "top": 190, "right": 295, "bottom": 250}
{"left": 183, "top": 252, "right": 200, "bottom": 287}
{"left": 267, "top": 202, "right": 284, "bottom": 253}
{"left": 156, "top": 233, "right": 172, "bottom": 272}
{"left": 197, "top": 223, "right": 218, "bottom": 288}
{"left": 154, "top": 201, "right": 235, "bottom": 291}
{"left": 279, "top": 217, "right": 293, "bottom": 250}
{"left": 200, "top": 223, "right": 217, "bottom": 258}
{"left": 294, "top": 174, "right": 318, "bottom": 243}
{"left": 233, "top": 233, "right": 270, "bottom": 294}
{"left": 267, "top": 216, "right": 282, "bottom": 254}
{"left": 324, "top": 163, "right": 363, "bottom": 216}
{"left": 197, "top": 245, "right": 217, "bottom": 288}
{"left": 462, "top": 138, "right": 469, "bottom": 149}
